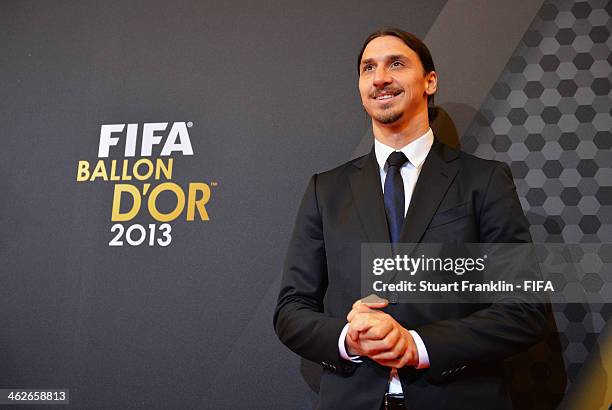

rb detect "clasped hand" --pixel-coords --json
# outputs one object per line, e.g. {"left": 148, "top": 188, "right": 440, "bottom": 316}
{"left": 345, "top": 298, "right": 418, "bottom": 368}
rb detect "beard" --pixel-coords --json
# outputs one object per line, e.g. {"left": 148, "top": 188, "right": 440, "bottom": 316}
{"left": 366, "top": 87, "right": 405, "bottom": 124}
{"left": 372, "top": 107, "right": 403, "bottom": 124}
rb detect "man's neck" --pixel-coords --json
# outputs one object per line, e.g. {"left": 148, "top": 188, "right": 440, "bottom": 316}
{"left": 372, "top": 110, "right": 430, "bottom": 149}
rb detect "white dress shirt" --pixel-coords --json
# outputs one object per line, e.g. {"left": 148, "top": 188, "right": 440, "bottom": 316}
{"left": 338, "top": 128, "right": 435, "bottom": 394}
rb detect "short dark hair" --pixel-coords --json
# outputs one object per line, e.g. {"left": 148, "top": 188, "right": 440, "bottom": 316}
{"left": 358, "top": 28, "right": 437, "bottom": 119}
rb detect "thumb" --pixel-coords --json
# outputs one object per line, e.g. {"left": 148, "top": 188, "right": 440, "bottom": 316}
{"left": 362, "top": 301, "right": 388, "bottom": 309}
{"left": 361, "top": 294, "right": 389, "bottom": 309}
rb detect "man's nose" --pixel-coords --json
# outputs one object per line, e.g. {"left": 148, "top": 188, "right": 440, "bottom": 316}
{"left": 373, "top": 67, "right": 392, "bottom": 87}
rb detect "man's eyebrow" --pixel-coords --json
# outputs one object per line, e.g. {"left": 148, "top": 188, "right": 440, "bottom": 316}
{"left": 360, "top": 58, "right": 375, "bottom": 67}
{"left": 386, "top": 54, "right": 407, "bottom": 61}
{"left": 360, "top": 54, "right": 408, "bottom": 66}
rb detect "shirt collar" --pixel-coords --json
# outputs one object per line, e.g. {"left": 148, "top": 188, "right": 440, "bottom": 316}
{"left": 374, "top": 128, "right": 435, "bottom": 170}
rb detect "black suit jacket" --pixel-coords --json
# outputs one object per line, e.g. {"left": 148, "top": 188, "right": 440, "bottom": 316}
{"left": 274, "top": 139, "right": 546, "bottom": 410}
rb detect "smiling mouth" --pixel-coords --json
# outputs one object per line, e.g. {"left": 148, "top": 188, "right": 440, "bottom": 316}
{"left": 373, "top": 90, "right": 403, "bottom": 101}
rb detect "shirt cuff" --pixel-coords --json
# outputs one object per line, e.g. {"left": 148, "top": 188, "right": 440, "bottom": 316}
{"left": 409, "top": 330, "right": 430, "bottom": 369}
{"left": 338, "top": 323, "right": 363, "bottom": 362}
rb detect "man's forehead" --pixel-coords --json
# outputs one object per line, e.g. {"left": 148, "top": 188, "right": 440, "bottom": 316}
{"left": 361, "top": 36, "right": 416, "bottom": 62}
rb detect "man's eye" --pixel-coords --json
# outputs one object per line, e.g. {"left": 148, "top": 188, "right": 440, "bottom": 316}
{"left": 391, "top": 61, "right": 403, "bottom": 68}
{"left": 363, "top": 65, "right": 374, "bottom": 72}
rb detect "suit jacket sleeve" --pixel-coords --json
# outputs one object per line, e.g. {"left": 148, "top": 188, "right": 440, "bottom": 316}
{"left": 273, "top": 174, "right": 356, "bottom": 374}
{"left": 415, "top": 162, "right": 547, "bottom": 382}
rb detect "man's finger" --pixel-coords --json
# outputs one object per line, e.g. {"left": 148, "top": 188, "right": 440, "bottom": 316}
{"left": 349, "top": 315, "right": 376, "bottom": 333}
{"left": 346, "top": 307, "right": 358, "bottom": 322}
{"left": 347, "top": 317, "right": 369, "bottom": 339}
{"left": 360, "top": 318, "right": 394, "bottom": 340}
{"left": 347, "top": 303, "right": 376, "bottom": 322}
{"left": 374, "top": 344, "right": 417, "bottom": 368}
{"left": 357, "top": 338, "right": 388, "bottom": 356}
{"left": 347, "top": 324, "right": 359, "bottom": 341}
{"left": 359, "top": 329, "right": 401, "bottom": 356}
{"left": 370, "top": 334, "right": 405, "bottom": 361}
{"left": 346, "top": 326, "right": 359, "bottom": 344}
{"left": 347, "top": 321, "right": 371, "bottom": 341}
{"left": 347, "top": 304, "right": 369, "bottom": 319}
{"left": 372, "top": 358, "right": 401, "bottom": 368}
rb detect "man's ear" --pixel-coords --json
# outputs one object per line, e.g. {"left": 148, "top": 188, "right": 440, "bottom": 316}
{"left": 425, "top": 71, "right": 438, "bottom": 96}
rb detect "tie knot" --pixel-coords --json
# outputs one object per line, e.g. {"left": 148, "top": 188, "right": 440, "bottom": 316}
{"left": 386, "top": 151, "right": 409, "bottom": 168}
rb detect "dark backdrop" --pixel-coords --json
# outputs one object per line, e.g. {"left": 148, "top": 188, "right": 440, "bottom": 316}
{"left": 1, "top": 0, "right": 610, "bottom": 408}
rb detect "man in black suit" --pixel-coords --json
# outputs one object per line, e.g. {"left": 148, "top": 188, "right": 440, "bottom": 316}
{"left": 274, "top": 28, "right": 546, "bottom": 410}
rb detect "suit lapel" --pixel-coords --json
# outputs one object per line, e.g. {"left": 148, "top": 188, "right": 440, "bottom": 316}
{"left": 399, "top": 139, "right": 459, "bottom": 243}
{"left": 349, "top": 149, "right": 391, "bottom": 245}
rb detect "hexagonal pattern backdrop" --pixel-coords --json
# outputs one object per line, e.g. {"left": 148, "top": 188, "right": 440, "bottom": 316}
{"left": 460, "top": 0, "right": 610, "bottom": 405}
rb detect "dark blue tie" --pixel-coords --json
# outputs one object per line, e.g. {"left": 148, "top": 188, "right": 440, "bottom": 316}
{"left": 384, "top": 151, "right": 409, "bottom": 244}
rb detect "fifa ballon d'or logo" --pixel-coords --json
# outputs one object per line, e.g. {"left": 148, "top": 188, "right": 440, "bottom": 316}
{"left": 76, "top": 121, "right": 215, "bottom": 247}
